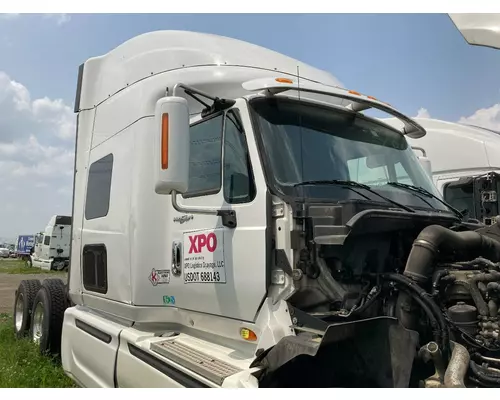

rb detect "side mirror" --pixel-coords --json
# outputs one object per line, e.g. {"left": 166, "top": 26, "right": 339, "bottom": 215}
{"left": 154, "top": 96, "right": 190, "bottom": 195}
{"left": 412, "top": 146, "right": 433, "bottom": 179}
{"left": 418, "top": 156, "right": 433, "bottom": 179}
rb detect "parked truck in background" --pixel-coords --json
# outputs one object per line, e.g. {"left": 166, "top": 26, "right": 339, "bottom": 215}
{"left": 30, "top": 215, "right": 72, "bottom": 271}
{"left": 381, "top": 117, "right": 500, "bottom": 226}
{"left": 11, "top": 29, "right": 500, "bottom": 388}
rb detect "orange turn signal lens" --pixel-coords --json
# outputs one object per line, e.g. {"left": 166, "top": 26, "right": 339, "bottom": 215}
{"left": 275, "top": 77, "right": 294, "bottom": 84}
{"left": 240, "top": 328, "right": 257, "bottom": 341}
{"left": 161, "top": 113, "right": 169, "bottom": 170}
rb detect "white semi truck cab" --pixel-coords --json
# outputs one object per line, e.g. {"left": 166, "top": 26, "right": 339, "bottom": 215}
{"left": 12, "top": 30, "right": 500, "bottom": 388}
{"left": 30, "top": 214, "right": 72, "bottom": 271}
{"left": 382, "top": 117, "right": 500, "bottom": 226}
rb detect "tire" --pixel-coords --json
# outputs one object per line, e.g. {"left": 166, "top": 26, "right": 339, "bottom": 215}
{"left": 42, "top": 278, "right": 66, "bottom": 288}
{"left": 13, "top": 279, "right": 42, "bottom": 338}
{"left": 51, "top": 260, "right": 66, "bottom": 272}
{"left": 30, "top": 279, "right": 67, "bottom": 356}
{"left": 43, "top": 278, "right": 70, "bottom": 307}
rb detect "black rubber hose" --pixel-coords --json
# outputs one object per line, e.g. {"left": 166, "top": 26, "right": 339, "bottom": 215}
{"left": 470, "top": 361, "right": 500, "bottom": 385}
{"left": 404, "top": 225, "right": 500, "bottom": 283}
{"left": 381, "top": 273, "right": 449, "bottom": 351}
{"left": 352, "top": 287, "right": 381, "bottom": 315}
{"left": 397, "top": 285, "right": 442, "bottom": 346}
{"left": 431, "top": 269, "right": 449, "bottom": 297}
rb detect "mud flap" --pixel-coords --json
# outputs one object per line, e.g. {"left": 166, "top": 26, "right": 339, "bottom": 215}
{"left": 252, "top": 316, "right": 419, "bottom": 388}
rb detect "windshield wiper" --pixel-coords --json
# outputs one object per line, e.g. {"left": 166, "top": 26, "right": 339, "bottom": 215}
{"left": 294, "top": 179, "right": 415, "bottom": 213}
{"left": 386, "top": 181, "right": 463, "bottom": 219}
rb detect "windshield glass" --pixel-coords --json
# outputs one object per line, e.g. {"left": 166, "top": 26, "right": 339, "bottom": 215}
{"left": 250, "top": 97, "right": 449, "bottom": 212}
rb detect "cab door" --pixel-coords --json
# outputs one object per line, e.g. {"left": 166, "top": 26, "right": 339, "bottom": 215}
{"left": 41, "top": 234, "right": 51, "bottom": 260}
{"left": 33, "top": 234, "right": 44, "bottom": 259}
{"left": 165, "top": 100, "right": 269, "bottom": 322}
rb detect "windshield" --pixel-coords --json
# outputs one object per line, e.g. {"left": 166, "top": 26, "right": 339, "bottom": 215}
{"left": 249, "top": 97, "right": 449, "bottom": 212}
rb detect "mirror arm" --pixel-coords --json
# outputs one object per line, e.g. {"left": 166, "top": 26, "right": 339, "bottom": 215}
{"left": 170, "top": 190, "right": 237, "bottom": 229}
{"left": 411, "top": 146, "right": 427, "bottom": 157}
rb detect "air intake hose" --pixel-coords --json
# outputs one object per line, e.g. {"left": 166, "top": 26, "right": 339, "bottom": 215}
{"left": 404, "top": 225, "right": 500, "bottom": 283}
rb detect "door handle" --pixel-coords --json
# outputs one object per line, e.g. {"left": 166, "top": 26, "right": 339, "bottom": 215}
{"left": 171, "top": 241, "right": 182, "bottom": 276}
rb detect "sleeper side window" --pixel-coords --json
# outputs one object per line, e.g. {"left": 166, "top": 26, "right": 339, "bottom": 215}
{"left": 223, "top": 111, "right": 256, "bottom": 204}
{"left": 43, "top": 235, "right": 50, "bottom": 246}
{"left": 85, "top": 153, "right": 113, "bottom": 220}
{"left": 82, "top": 244, "right": 108, "bottom": 294}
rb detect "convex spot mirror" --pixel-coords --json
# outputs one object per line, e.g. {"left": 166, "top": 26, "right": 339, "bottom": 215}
{"left": 154, "top": 96, "right": 190, "bottom": 195}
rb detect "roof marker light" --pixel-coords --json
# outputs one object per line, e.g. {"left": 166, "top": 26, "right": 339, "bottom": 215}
{"left": 348, "top": 90, "right": 361, "bottom": 96}
{"left": 275, "top": 77, "right": 294, "bottom": 84}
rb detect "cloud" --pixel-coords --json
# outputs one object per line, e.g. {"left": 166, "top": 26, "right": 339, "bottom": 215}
{"left": 33, "top": 97, "right": 76, "bottom": 140}
{"left": 415, "top": 107, "right": 431, "bottom": 119}
{"left": 43, "top": 14, "right": 71, "bottom": 26}
{"left": 0, "top": 13, "right": 70, "bottom": 25}
{"left": 413, "top": 103, "right": 500, "bottom": 133}
{"left": 458, "top": 103, "right": 500, "bottom": 131}
{"left": 0, "top": 72, "right": 75, "bottom": 142}
{"left": 0, "top": 13, "right": 20, "bottom": 20}
{"left": 57, "top": 186, "right": 72, "bottom": 196}
{"left": 0, "top": 71, "right": 74, "bottom": 238}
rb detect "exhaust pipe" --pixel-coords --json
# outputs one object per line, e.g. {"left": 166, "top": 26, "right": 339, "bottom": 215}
{"left": 444, "top": 342, "right": 470, "bottom": 388}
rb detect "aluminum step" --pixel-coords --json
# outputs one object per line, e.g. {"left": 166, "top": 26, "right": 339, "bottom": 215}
{"left": 150, "top": 339, "right": 242, "bottom": 386}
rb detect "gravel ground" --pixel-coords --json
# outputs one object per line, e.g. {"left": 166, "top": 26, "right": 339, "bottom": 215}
{"left": 0, "top": 273, "right": 68, "bottom": 314}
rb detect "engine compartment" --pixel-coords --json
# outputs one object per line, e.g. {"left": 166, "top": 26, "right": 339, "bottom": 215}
{"left": 257, "top": 203, "right": 500, "bottom": 387}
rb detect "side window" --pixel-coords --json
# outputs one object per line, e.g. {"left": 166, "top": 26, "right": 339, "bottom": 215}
{"left": 82, "top": 244, "right": 108, "bottom": 294}
{"left": 43, "top": 235, "right": 50, "bottom": 246}
{"left": 85, "top": 153, "right": 113, "bottom": 220}
{"left": 184, "top": 115, "right": 223, "bottom": 197}
{"left": 443, "top": 180, "right": 474, "bottom": 217}
{"left": 223, "top": 112, "right": 256, "bottom": 204}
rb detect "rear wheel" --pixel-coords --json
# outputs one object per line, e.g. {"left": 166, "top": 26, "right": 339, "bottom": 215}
{"left": 30, "top": 279, "right": 67, "bottom": 356}
{"left": 51, "top": 260, "right": 66, "bottom": 271}
{"left": 13, "top": 279, "right": 42, "bottom": 338}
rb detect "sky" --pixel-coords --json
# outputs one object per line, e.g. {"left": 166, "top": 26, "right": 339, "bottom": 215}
{"left": 0, "top": 13, "right": 499, "bottom": 240}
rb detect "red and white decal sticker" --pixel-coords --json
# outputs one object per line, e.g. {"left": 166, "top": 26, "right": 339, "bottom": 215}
{"left": 183, "top": 229, "right": 225, "bottom": 283}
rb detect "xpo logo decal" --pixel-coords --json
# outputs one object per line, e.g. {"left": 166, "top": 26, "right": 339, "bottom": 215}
{"left": 188, "top": 233, "right": 217, "bottom": 254}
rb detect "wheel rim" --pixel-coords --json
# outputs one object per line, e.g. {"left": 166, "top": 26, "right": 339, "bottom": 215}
{"left": 14, "top": 293, "right": 24, "bottom": 332}
{"left": 32, "top": 302, "right": 44, "bottom": 343}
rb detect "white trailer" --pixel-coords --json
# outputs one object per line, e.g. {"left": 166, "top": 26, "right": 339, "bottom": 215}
{"left": 12, "top": 30, "right": 500, "bottom": 388}
{"left": 30, "top": 215, "right": 72, "bottom": 271}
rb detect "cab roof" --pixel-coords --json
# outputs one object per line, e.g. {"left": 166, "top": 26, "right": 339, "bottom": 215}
{"left": 76, "top": 30, "right": 342, "bottom": 111}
